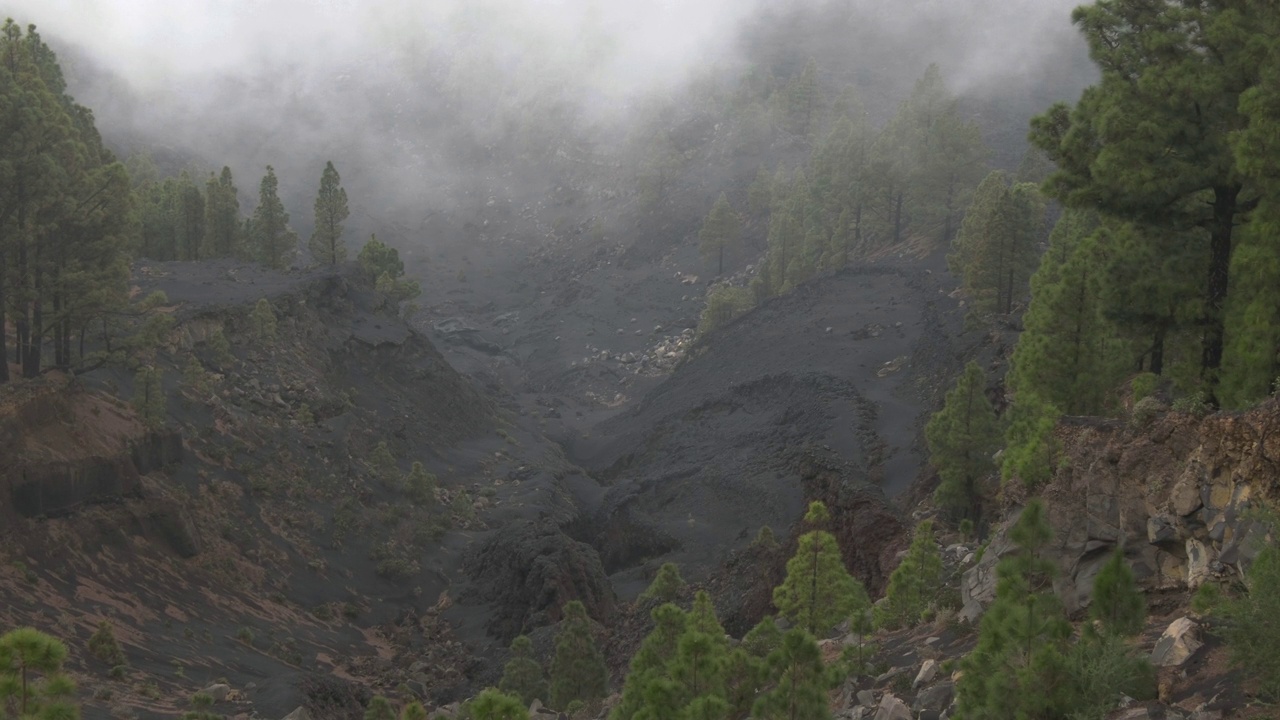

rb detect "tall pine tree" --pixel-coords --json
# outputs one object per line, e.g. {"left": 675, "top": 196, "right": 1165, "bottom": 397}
{"left": 309, "top": 160, "right": 349, "bottom": 266}
{"left": 698, "top": 193, "right": 742, "bottom": 276}
{"left": 925, "top": 361, "right": 1000, "bottom": 523}
{"left": 548, "top": 601, "right": 608, "bottom": 710}
{"left": 772, "top": 501, "right": 870, "bottom": 637}
{"left": 1031, "top": 0, "right": 1268, "bottom": 398}
{"left": 250, "top": 166, "right": 297, "bottom": 270}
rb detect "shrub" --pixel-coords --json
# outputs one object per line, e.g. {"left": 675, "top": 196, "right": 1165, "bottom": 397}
{"left": 697, "top": 285, "right": 755, "bottom": 337}
{"left": 375, "top": 557, "right": 421, "bottom": 583}
{"left": 88, "top": 620, "right": 126, "bottom": 666}
{"left": 1171, "top": 391, "right": 1212, "bottom": 418}
{"left": 1130, "top": 372, "right": 1159, "bottom": 403}
{"left": 236, "top": 627, "right": 254, "bottom": 646}
{"left": 249, "top": 298, "right": 278, "bottom": 342}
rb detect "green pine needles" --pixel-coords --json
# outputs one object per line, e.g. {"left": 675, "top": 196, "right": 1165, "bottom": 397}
{"left": 772, "top": 502, "right": 870, "bottom": 637}
{"left": 498, "top": 635, "right": 547, "bottom": 706}
{"left": 548, "top": 601, "right": 608, "bottom": 711}
{"left": 875, "top": 520, "right": 943, "bottom": 630}
{"left": 926, "top": 361, "right": 1000, "bottom": 521}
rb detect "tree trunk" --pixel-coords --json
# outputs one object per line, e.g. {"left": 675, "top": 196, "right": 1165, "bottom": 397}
{"left": 1150, "top": 323, "right": 1167, "bottom": 376}
{"left": 23, "top": 243, "right": 43, "bottom": 378}
{"left": 1202, "top": 184, "right": 1240, "bottom": 395}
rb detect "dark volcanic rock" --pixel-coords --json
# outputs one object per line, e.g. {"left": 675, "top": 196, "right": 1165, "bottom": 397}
{"left": 461, "top": 519, "right": 617, "bottom": 640}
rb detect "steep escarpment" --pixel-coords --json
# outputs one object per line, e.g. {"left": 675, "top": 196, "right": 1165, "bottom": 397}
{"left": 963, "top": 401, "right": 1280, "bottom": 621}
{"left": 0, "top": 262, "right": 606, "bottom": 719}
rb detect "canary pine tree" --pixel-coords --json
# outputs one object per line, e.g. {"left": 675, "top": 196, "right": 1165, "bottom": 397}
{"left": 251, "top": 166, "right": 298, "bottom": 269}
{"left": 1030, "top": 0, "right": 1270, "bottom": 398}
{"left": 955, "top": 500, "right": 1073, "bottom": 719}
{"left": 309, "top": 161, "right": 349, "bottom": 266}
{"left": 925, "top": 361, "right": 1000, "bottom": 522}
{"left": 875, "top": 519, "right": 944, "bottom": 630}
{"left": 752, "top": 630, "right": 829, "bottom": 720}
{"left": 772, "top": 502, "right": 870, "bottom": 637}
{"left": 548, "top": 601, "right": 608, "bottom": 710}
{"left": 1089, "top": 548, "right": 1146, "bottom": 637}
{"left": 699, "top": 193, "right": 742, "bottom": 276}
{"left": 498, "top": 636, "right": 547, "bottom": 706}
{"left": 0, "top": 628, "right": 79, "bottom": 720}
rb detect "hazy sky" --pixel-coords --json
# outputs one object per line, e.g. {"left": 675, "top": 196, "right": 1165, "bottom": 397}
{"left": 8, "top": 0, "right": 1086, "bottom": 99}
{"left": 0, "top": 0, "right": 1091, "bottom": 236}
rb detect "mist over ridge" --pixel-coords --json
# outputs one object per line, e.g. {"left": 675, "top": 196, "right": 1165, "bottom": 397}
{"left": 0, "top": 0, "right": 1094, "bottom": 245}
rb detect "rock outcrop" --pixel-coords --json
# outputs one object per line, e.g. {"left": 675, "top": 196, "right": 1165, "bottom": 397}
{"left": 963, "top": 402, "right": 1280, "bottom": 619}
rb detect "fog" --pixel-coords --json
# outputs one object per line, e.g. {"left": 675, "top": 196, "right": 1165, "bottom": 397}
{"left": 1, "top": 0, "right": 1092, "bottom": 242}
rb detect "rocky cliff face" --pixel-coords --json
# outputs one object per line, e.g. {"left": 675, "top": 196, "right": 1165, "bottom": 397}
{"left": 0, "top": 380, "right": 184, "bottom": 522}
{"left": 963, "top": 400, "right": 1280, "bottom": 621}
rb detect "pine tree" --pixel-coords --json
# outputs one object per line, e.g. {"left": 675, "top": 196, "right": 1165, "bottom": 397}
{"left": 698, "top": 193, "right": 742, "bottom": 276}
{"left": 468, "top": 689, "right": 530, "bottom": 720}
{"left": 249, "top": 298, "right": 278, "bottom": 343}
{"left": 772, "top": 501, "right": 870, "bottom": 637}
{"left": 954, "top": 500, "right": 1074, "bottom": 719}
{"left": 208, "top": 327, "right": 234, "bottom": 368}
{"left": 0, "top": 20, "right": 133, "bottom": 381}
{"left": 1089, "top": 547, "right": 1146, "bottom": 637}
{"left": 1098, "top": 220, "right": 1205, "bottom": 379}
{"left": 176, "top": 172, "right": 206, "bottom": 261}
{"left": 1222, "top": 18, "right": 1280, "bottom": 406}
{"left": 309, "top": 161, "right": 350, "bottom": 266}
{"left": 499, "top": 636, "right": 547, "bottom": 706}
{"left": 752, "top": 630, "right": 830, "bottom": 720}
{"left": 364, "top": 696, "right": 396, "bottom": 720}
{"left": 368, "top": 441, "right": 398, "bottom": 486}
{"left": 549, "top": 601, "right": 608, "bottom": 710}
{"left": 665, "top": 591, "right": 730, "bottom": 716}
{"left": 950, "top": 171, "right": 1043, "bottom": 315}
{"left": 1007, "top": 226, "right": 1116, "bottom": 416}
{"left": 1219, "top": 543, "right": 1280, "bottom": 699}
{"left": 925, "top": 361, "right": 1000, "bottom": 522}
{"left": 639, "top": 563, "right": 685, "bottom": 604}
{"left": 182, "top": 355, "right": 209, "bottom": 396}
{"left": 1000, "top": 391, "right": 1061, "bottom": 488}
{"left": 203, "top": 167, "right": 242, "bottom": 258}
{"left": 875, "top": 520, "right": 943, "bottom": 630}
{"left": 1030, "top": 1, "right": 1268, "bottom": 396}
{"left": 251, "top": 166, "right": 297, "bottom": 270}
{"left": 405, "top": 462, "right": 437, "bottom": 507}
{"left": 0, "top": 627, "right": 79, "bottom": 719}
{"left": 358, "top": 235, "right": 405, "bottom": 284}
{"left": 132, "top": 366, "right": 166, "bottom": 430}
{"left": 611, "top": 604, "right": 687, "bottom": 720}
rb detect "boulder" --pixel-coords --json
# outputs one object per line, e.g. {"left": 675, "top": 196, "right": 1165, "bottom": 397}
{"left": 201, "top": 683, "right": 230, "bottom": 703}
{"left": 913, "top": 659, "right": 938, "bottom": 688}
{"left": 1186, "top": 539, "right": 1217, "bottom": 588}
{"left": 913, "top": 682, "right": 955, "bottom": 713}
{"left": 280, "top": 708, "right": 311, "bottom": 720}
{"left": 871, "top": 693, "right": 911, "bottom": 720}
{"left": 856, "top": 690, "right": 876, "bottom": 707}
{"left": 1146, "top": 514, "right": 1182, "bottom": 545}
{"left": 1151, "top": 617, "right": 1203, "bottom": 667}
